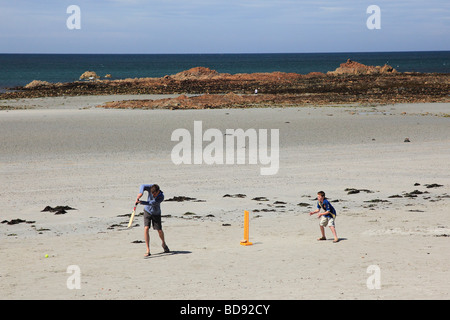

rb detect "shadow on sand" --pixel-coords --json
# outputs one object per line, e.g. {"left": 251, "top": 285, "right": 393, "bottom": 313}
{"left": 144, "top": 250, "right": 192, "bottom": 259}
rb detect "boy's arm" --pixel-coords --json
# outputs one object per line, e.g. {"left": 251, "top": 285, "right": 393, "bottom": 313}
{"left": 317, "top": 200, "right": 331, "bottom": 216}
{"left": 310, "top": 201, "right": 321, "bottom": 215}
{"left": 317, "top": 210, "right": 330, "bottom": 217}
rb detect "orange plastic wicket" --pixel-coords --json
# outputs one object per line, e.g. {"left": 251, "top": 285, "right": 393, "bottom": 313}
{"left": 240, "top": 210, "right": 253, "bottom": 246}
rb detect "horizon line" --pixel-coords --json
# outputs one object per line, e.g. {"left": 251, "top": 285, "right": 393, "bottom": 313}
{"left": 1, "top": 50, "right": 449, "bottom": 55}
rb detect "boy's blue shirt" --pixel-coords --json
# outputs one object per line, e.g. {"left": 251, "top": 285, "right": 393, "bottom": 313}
{"left": 139, "top": 184, "right": 164, "bottom": 215}
{"left": 317, "top": 199, "right": 336, "bottom": 219}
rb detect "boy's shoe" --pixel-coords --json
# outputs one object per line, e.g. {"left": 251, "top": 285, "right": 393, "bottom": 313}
{"left": 163, "top": 244, "right": 170, "bottom": 253}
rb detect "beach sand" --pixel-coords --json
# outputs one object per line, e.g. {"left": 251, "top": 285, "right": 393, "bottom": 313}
{"left": 0, "top": 96, "right": 449, "bottom": 300}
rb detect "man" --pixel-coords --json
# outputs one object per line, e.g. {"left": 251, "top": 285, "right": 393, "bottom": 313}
{"left": 135, "top": 184, "right": 170, "bottom": 256}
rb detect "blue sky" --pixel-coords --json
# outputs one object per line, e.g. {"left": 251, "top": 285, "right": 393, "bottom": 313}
{"left": 0, "top": 0, "right": 449, "bottom": 53}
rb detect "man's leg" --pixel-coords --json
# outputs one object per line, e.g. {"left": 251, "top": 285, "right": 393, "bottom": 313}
{"left": 153, "top": 214, "right": 169, "bottom": 252}
{"left": 157, "top": 230, "right": 166, "bottom": 247}
{"left": 157, "top": 230, "right": 170, "bottom": 252}
{"left": 144, "top": 226, "right": 151, "bottom": 255}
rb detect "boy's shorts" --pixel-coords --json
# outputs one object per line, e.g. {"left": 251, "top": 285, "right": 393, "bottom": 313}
{"left": 144, "top": 210, "right": 162, "bottom": 230}
{"left": 319, "top": 216, "right": 335, "bottom": 227}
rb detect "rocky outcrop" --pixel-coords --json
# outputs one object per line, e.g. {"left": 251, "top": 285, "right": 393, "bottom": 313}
{"left": 170, "top": 67, "right": 222, "bottom": 80}
{"left": 328, "top": 59, "right": 397, "bottom": 75}
{"left": 3, "top": 62, "right": 449, "bottom": 106}
{"left": 79, "top": 71, "right": 100, "bottom": 80}
{"left": 24, "top": 80, "right": 52, "bottom": 89}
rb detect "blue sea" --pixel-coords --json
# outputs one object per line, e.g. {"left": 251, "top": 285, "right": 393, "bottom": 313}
{"left": 0, "top": 51, "right": 449, "bottom": 90}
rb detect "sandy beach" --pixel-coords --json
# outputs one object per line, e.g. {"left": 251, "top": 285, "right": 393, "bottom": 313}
{"left": 0, "top": 96, "right": 449, "bottom": 300}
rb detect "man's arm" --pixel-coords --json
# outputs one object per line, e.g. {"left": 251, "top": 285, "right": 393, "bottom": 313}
{"left": 135, "top": 184, "right": 153, "bottom": 204}
{"left": 135, "top": 192, "right": 143, "bottom": 205}
{"left": 141, "top": 192, "right": 164, "bottom": 206}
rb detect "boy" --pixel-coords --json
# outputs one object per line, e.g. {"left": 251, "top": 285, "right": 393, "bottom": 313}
{"left": 309, "top": 191, "right": 339, "bottom": 243}
{"left": 135, "top": 184, "right": 170, "bottom": 256}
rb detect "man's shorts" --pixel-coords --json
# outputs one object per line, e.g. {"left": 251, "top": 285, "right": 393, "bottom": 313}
{"left": 319, "top": 216, "right": 335, "bottom": 227}
{"left": 144, "top": 210, "right": 162, "bottom": 230}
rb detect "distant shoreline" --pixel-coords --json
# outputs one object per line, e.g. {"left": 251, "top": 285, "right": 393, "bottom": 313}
{"left": 1, "top": 51, "right": 449, "bottom": 89}
{"left": 1, "top": 63, "right": 449, "bottom": 108}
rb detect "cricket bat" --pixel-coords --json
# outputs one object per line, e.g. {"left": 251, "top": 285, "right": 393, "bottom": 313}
{"left": 127, "top": 206, "right": 137, "bottom": 229}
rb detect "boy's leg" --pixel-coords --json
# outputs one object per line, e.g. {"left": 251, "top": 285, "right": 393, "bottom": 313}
{"left": 330, "top": 226, "right": 339, "bottom": 242}
{"left": 318, "top": 217, "right": 327, "bottom": 240}
{"left": 318, "top": 225, "right": 326, "bottom": 240}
